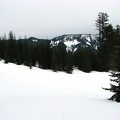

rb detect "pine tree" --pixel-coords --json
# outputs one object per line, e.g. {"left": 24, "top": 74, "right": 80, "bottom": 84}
{"left": 46, "top": 41, "right": 52, "bottom": 69}
{"left": 37, "top": 41, "right": 51, "bottom": 69}
{"left": 23, "top": 39, "right": 30, "bottom": 66}
{"left": 73, "top": 47, "right": 92, "bottom": 72}
{"left": 73, "top": 48, "right": 83, "bottom": 70}
{"left": 29, "top": 60, "right": 32, "bottom": 69}
{"left": 103, "top": 24, "right": 115, "bottom": 70}
{"left": 17, "top": 39, "right": 24, "bottom": 65}
{"left": 80, "top": 48, "right": 92, "bottom": 73}
{"left": 40, "top": 42, "right": 48, "bottom": 69}
{"left": 66, "top": 50, "right": 73, "bottom": 74}
{"left": 1, "top": 39, "right": 8, "bottom": 61}
{"left": 95, "top": 12, "right": 109, "bottom": 71}
{"left": 7, "top": 31, "right": 17, "bottom": 63}
{"left": 4, "top": 51, "right": 8, "bottom": 64}
{"left": 51, "top": 47, "right": 58, "bottom": 72}
{"left": 57, "top": 42, "right": 67, "bottom": 71}
{"left": 103, "top": 46, "right": 120, "bottom": 102}
{"left": 95, "top": 12, "right": 109, "bottom": 45}
{"left": 103, "top": 25, "right": 120, "bottom": 102}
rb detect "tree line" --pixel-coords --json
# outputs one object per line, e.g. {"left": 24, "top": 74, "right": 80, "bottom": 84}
{"left": 0, "top": 31, "right": 99, "bottom": 73}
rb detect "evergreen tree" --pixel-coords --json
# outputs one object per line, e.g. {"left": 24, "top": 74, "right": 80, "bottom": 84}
{"left": 51, "top": 47, "right": 58, "bottom": 72}
{"left": 46, "top": 41, "right": 52, "bottom": 69}
{"left": 103, "top": 25, "right": 120, "bottom": 102}
{"left": 81, "top": 48, "right": 92, "bottom": 72}
{"left": 37, "top": 41, "right": 51, "bottom": 69}
{"left": 1, "top": 40, "right": 8, "bottom": 61}
{"left": 115, "top": 25, "right": 120, "bottom": 48}
{"left": 30, "top": 45, "right": 37, "bottom": 66}
{"left": 95, "top": 12, "right": 109, "bottom": 71}
{"left": 7, "top": 31, "right": 17, "bottom": 63}
{"left": 66, "top": 50, "right": 73, "bottom": 74}
{"left": 95, "top": 12, "right": 109, "bottom": 44}
{"left": 37, "top": 44, "right": 43, "bottom": 68}
{"left": 57, "top": 42, "right": 67, "bottom": 71}
{"left": 22, "top": 39, "right": 30, "bottom": 66}
{"left": 73, "top": 47, "right": 92, "bottom": 72}
{"left": 73, "top": 48, "right": 83, "bottom": 70}
{"left": 29, "top": 60, "right": 32, "bottom": 69}
{"left": 103, "top": 47, "right": 120, "bottom": 102}
{"left": 17, "top": 39, "right": 24, "bottom": 65}
{"left": 40, "top": 42, "right": 48, "bottom": 69}
{"left": 103, "top": 24, "right": 115, "bottom": 70}
{"left": 4, "top": 51, "right": 8, "bottom": 64}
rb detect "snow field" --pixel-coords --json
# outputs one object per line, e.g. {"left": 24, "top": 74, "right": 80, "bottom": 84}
{"left": 0, "top": 61, "right": 119, "bottom": 120}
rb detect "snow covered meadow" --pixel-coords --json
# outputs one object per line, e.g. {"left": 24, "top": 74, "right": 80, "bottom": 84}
{"left": 0, "top": 61, "right": 120, "bottom": 120}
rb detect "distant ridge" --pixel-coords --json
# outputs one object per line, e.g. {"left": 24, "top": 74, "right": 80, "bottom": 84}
{"left": 27, "top": 34, "right": 98, "bottom": 51}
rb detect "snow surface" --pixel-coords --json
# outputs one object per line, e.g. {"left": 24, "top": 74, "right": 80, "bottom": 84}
{"left": 0, "top": 61, "right": 120, "bottom": 120}
{"left": 64, "top": 39, "right": 79, "bottom": 46}
{"left": 32, "top": 39, "right": 37, "bottom": 42}
{"left": 64, "top": 39, "right": 79, "bottom": 51}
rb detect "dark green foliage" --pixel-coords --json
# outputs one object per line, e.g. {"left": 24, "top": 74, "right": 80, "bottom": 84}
{"left": 23, "top": 40, "right": 30, "bottom": 66}
{"left": 16, "top": 39, "right": 24, "bottom": 65}
{"left": 29, "top": 60, "right": 32, "bottom": 69}
{"left": 51, "top": 47, "right": 58, "bottom": 72}
{"left": 103, "top": 73, "right": 120, "bottom": 102}
{"left": 66, "top": 50, "right": 73, "bottom": 74}
{"left": 73, "top": 47, "right": 96, "bottom": 73}
{"left": 4, "top": 52, "right": 8, "bottom": 64}
{"left": 7, "top": 31, "right": 17, "bottom": 63}
{"left": 95, "top": 12, "right": 109, "bottom": 71}
{"left": 103, "top": 25, "right": 120, "bottom": 102}
{"left": 37, "top": 41, "right": 51, "bottom": 69}
{"left": 95, "top": 12, "right": 109, "bottom": 43}
{"left": 57, "top": 42, "right": 67, "bottom": 71}
{"left": 109, "top": 47, "right": 120, "bottom": 102}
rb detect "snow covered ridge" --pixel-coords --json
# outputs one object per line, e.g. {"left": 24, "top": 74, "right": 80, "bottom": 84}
{"left": 51, "top": 34, "right": 98, "bottom": 51}
{"left": 28, "top": 34, "right": 98, "bottom": 52}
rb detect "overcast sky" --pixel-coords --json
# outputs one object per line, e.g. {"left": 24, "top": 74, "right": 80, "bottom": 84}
{"left": 0, "top": 0, "right": 120, "bottom": 39}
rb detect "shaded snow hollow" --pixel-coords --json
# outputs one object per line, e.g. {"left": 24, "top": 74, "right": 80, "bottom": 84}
{"left": 0, "top": 61, "right": 120, "bottom": 120}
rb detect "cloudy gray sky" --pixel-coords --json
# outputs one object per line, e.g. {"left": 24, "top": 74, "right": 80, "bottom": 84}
{"left": 0, "top": 0, "right": 120, "bottom": 39}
